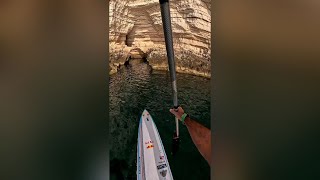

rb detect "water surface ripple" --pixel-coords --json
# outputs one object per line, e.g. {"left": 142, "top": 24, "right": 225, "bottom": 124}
{"left": 110, "top": 63, "right": 210, "bottom": 180}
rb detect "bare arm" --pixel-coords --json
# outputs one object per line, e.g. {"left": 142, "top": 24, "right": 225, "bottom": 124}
{"left": 170, "top": 107, "right": 211, "bottom": 166}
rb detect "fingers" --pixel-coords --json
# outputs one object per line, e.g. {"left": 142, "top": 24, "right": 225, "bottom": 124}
{"left": 169, "top": 107, "right": 184, "bottom": 114}
{"left": 169, "top": 106, "right": 185, "bottom": 121}
{"left": 169, "top": 109, "right": 178, "bottom": 118}
{"left": 175, "top": 106, "right": 183, "bottom": 114}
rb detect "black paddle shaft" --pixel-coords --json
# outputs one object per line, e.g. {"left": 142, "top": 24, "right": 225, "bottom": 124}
{"left": 159, "top": 0, "right": 180, "bottom": 155}
{"left": 159, "top": 0, "right": 178, "bottom": 108}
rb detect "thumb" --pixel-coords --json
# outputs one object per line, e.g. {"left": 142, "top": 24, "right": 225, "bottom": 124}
{"left": 169, "top": 108, "right": 177, "bottom": 115}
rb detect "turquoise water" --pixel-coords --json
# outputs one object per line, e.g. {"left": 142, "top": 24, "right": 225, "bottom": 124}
{"left": 109, "top": 62, "right": 210, "bottom": 180}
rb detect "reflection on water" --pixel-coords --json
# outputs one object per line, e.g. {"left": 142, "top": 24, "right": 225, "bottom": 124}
{"left": 109, "top": 62, "right": 210, "bottom": 180}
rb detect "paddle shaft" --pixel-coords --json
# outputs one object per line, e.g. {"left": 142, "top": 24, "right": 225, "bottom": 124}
{"left": 159, "top": 0, "right": 179, "bottom": 137}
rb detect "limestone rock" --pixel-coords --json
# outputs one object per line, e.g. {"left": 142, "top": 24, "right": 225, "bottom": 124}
{"left": 109, "top": 0, "right": 211, "bottom": 77}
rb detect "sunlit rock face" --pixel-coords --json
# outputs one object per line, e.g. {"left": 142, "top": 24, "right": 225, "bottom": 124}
{"left": 109, "top": 0, "right": 211, "bottom": 77}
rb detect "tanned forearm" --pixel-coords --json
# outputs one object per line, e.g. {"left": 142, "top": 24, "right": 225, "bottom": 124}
{"left": 184, "top": 117, "right": 211, "bottom": 166}
{"left": 169, "top": 107, "right": 212, "bottom": 166}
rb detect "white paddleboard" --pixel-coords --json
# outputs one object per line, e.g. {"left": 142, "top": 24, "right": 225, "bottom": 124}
{"left": 137, "top": 110, "right": 174, "bottom": 180}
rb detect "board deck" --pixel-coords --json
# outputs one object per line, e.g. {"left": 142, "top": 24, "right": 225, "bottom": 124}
{"left": 137, "top": 110, "right": 173, "bottom": 180}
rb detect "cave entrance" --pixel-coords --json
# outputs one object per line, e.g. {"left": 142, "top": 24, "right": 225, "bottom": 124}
{"left": 126, "top": 28, "right": 134, "bottom": 47}
{"left": 124, "top": 48, "right": 148, "bottom": 66}
{"left": 125, "top": 35, "right": 129, "bottom": 46}
{"left": 128, "top": 48, "right": 146, "bottom": 59}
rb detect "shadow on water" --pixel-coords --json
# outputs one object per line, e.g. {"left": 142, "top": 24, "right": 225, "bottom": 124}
{"left": 109, "top": 60, "right": 210, "bottom": 180}
{"left": 110, "top": 158, "right": 128, "bottom": 180}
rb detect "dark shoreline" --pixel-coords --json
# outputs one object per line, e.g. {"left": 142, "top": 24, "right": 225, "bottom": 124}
{"left": 109, "top": 62, "right": 211, "bottom": 79}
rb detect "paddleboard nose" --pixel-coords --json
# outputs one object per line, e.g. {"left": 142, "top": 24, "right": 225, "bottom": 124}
{"left": 137, "top": 110, "right": 174, "bottom": 179}
{"left": 142, "top": 109, "right": 149, "bottom": 116}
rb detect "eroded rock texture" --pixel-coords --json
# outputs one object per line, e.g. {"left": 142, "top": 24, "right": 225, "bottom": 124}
{"left": 109, "top": 0, "right": 211, "bottom": 77}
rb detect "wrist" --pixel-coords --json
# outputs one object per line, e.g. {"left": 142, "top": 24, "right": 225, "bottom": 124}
{"left": 184, "top": 116, "right": 191, "bottom": 125}
{"left": 180, "top": 113, "right": 189, "bottom": 125}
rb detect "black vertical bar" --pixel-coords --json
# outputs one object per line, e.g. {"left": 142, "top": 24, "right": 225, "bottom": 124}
{"left": 159, "top": 0, "right": 178, "bottom": 108}
{"left": 159, "top": 0, "right": 180, "bottom": 155}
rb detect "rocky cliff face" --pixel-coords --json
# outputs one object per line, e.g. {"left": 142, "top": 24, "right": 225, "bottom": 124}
{"left": 109, "top": 0, "right": 211, "bottom": 77}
